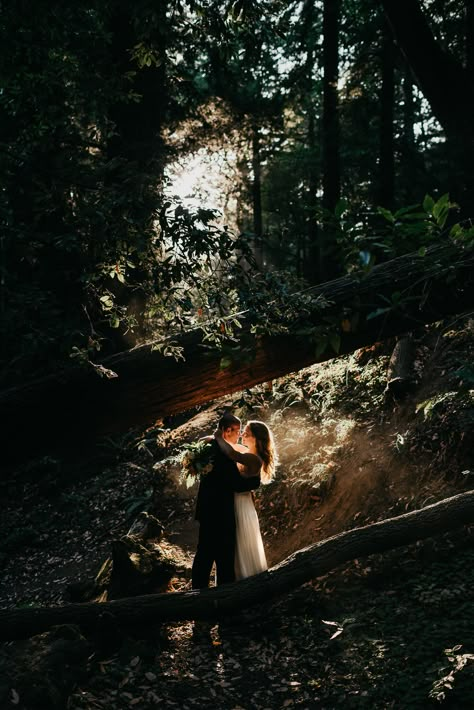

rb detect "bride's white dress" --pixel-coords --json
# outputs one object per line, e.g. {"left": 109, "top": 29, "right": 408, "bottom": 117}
{"left": 234, "top": 491, "right": 268, "bottom": 579}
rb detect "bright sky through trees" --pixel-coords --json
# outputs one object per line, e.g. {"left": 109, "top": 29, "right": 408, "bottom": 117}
{"left": 165, "top": 147, "right": 241, "bottom": 229}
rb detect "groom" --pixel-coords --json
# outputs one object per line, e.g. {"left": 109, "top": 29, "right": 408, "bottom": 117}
{"left": 191, "top": 412, "right": 260, "bottom": 589}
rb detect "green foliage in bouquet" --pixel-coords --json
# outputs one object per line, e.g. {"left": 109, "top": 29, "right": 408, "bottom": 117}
{"left": 178, "top": 440, "right": 214, "bottom": 488}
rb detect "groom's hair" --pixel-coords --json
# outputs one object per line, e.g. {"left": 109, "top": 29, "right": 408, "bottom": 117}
{"left": 218, "top": 413, "right": 241, "bottom": 431}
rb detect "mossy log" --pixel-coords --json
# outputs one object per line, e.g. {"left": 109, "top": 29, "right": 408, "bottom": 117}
{"left": 67, "top": 512, "right": 175, "bottom": 603}
{"left": 101, "top": 512, "right": 176, "bottom": 601}
{"left": 1, "top": 490, "right": 474, "bottom": 641}
{"left": 107, "top": 535, "right": 177, "bottom": 600}
{"left": 1, "top": 242, "right": 474, "bottom": 464}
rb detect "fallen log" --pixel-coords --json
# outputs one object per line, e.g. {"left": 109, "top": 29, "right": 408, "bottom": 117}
{"left": 1, "top": 489, "right": 473, "bottom": 641}
{"left": 1, "top": 241, "right": 473, "bottom": 462}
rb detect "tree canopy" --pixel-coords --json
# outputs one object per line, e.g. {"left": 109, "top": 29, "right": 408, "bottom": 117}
{"left": 1, "top": 0, "right": 473, "bottom": 393}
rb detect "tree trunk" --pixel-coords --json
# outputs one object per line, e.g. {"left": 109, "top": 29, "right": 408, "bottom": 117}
{"left": 400, "top": 64, "right": 420, "bottom": 203}
{"left": 377, "top": 19, "right": 395, "bottom": 209}
{"left": 380, "top": 0, "right": 474, "bottom": 209}
{"left": 1, "top": 242, "right": 473, "bottom": 464}
{"left": 320, "top": 0, "right": 341, "bottom": 281}
{"left": 301, "top": 0, "right": 319, "bottom": 283}
{"left": 102, "top": 5, "right": 168, "bottom": 350}
{"left": 1, "top": 490, "right": 473, "bottom": 641}
{"left": 106, "top": 8, "right": 167, "bottom": 169}
{"left": 467, "top": 0, "right": 474, "bottom": 83}
{"left": 381, "top": 0, "right": 472, "bottom": 139}
{"left": 306, "top": 108, "right": 319, "bottom": 283}
{"left": 385, "top": 334, "right": 416, "bottom": 399}
{"left": 251, "top": 123, "right": 264, "bottom": 267}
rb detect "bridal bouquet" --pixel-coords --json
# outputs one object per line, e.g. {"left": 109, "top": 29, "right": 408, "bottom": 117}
{"left": 178, "top": 439, "right": 214, "bottom": 488}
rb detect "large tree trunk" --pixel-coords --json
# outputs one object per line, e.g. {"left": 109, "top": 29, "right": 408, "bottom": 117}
{"left": 381, "top": 0, "right": 472, "bottom": 139}
{"left": 468, "top": 0, "right": 474, "bottom": 83}
{"left": 1, "top": 490, "right": 473, "bottom": 641}
{"left": 1, "top": 242, "right": 473, "bottom": 464}
{"left": 306, "top": 108, "right": 318, "bottom": 282}
{"left": 385, "top": 334, "right": 416, "bottom": 399}
{"left": 400, "top": 64, "right": 419, "bottom": 203}
{"left": 381, "top": 0, "right": 474, "bottom": 209}
{"left": 377, "top": 18, "right": 395, "bottom": 209}
{"left": 251, "top": 123, "right": 264, "bottom": 267}
{"left": 301, "top": 0, "right": 319, "bottom": 283}
{"left": 320, "top": 0, "right": 341, "bottom": 281}
{"left": 102, "top": 5, "right": 168, "bottom": 350}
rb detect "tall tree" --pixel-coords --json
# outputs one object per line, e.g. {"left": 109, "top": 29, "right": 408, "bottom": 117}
{"left": 381, "top": 0, "right": 474, "bottom": 210}
{"left": 338, "top": 0, "right": 381, "bottom": 207}
{"left": 400, "top": 64, "right": 416, "bottom": 202}
{"left": 251, "top": 123, "right": 264, "bottom": 265}
{"left": 300, "top": 0, "right": 320, "bottom": 282}
{"left": 377, "top": 17, "right": 395, "bottom": 208}
{"left": 467, "top": 0, "right": 474, "bottom": 80}
{"left": 320, "top": 0, "right": 341, "bottom": 280}
{"left": 204, "top": 2, "right": 286, "bottom": 267}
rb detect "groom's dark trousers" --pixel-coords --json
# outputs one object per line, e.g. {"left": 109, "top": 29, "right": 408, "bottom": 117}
{"left": 192, "top": 441, "right": 259, "bottom": 588}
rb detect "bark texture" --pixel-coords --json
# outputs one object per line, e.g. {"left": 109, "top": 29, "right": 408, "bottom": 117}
{"left": 378, "top": 18, "right": 395, "bottom": 209}
{"left": 1, "top": 490, "right": 473, "bottom": 641}
{"left": 320, "top": 0, "right": 341, "bottom": 281}
{"left": 1, "top": 242, "right": 473, "bottom": 463}
{"left": 385, "top": 335, "right": 416, "bottom": 399}
{"left": 99, "top": 513, "right": 174, "bottom": 602}
{"left": 381, "top": 0, "right": 474, "bottom": 208}
{"left": 381, "top": 0, "right": 471, "bottom": 139}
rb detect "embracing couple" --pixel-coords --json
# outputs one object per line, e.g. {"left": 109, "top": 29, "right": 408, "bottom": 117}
{"left": 191, "top": 413, "right": 277, "bottom": 589}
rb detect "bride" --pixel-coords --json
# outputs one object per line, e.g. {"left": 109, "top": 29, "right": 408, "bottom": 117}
{"left": 215, "top": 420, "right": 277, "bottom": 579}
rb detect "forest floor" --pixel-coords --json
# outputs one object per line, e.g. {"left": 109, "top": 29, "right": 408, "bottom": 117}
{"left": 1, "top": 317, "right": 474, "bottom": 709}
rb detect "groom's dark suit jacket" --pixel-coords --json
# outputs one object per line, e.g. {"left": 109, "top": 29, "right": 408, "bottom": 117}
{"left": 195, "top": 440, "right": 260, "bottom": 528}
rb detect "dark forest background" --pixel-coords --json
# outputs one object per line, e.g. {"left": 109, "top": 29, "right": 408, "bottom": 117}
{"left": 1, "top": 4, "right": 474, "bottom": 707}
{"left": 1, "top": 0, "right": 474, "bottom": 388}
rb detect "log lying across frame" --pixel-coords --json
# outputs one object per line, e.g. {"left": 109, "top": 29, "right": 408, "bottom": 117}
{"left": 1, "top": 241, "right": 473, "bottom": 462}
{"left": 1, "top": 489, "right": 473, "bottom": 641}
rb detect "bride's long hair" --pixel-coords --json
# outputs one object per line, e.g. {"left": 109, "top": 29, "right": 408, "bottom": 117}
{"left": 247, "top": 420, "right": 278, "bottom": 483}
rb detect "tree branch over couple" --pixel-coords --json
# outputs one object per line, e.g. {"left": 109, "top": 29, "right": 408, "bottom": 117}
{"left": 191, "top": 413, "right": 278, "bottom": 590}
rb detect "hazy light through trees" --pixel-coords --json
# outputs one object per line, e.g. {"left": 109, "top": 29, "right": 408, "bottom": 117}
{"left": 165, "top": 147, "right": 243, "bottom": 231}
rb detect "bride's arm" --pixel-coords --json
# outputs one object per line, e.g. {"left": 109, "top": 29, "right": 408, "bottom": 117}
{"left": 233, "top": 443, "right": 248, "bottom": 453}
{"left": 214, "top": 430, "right": 261, "bottom": 477}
